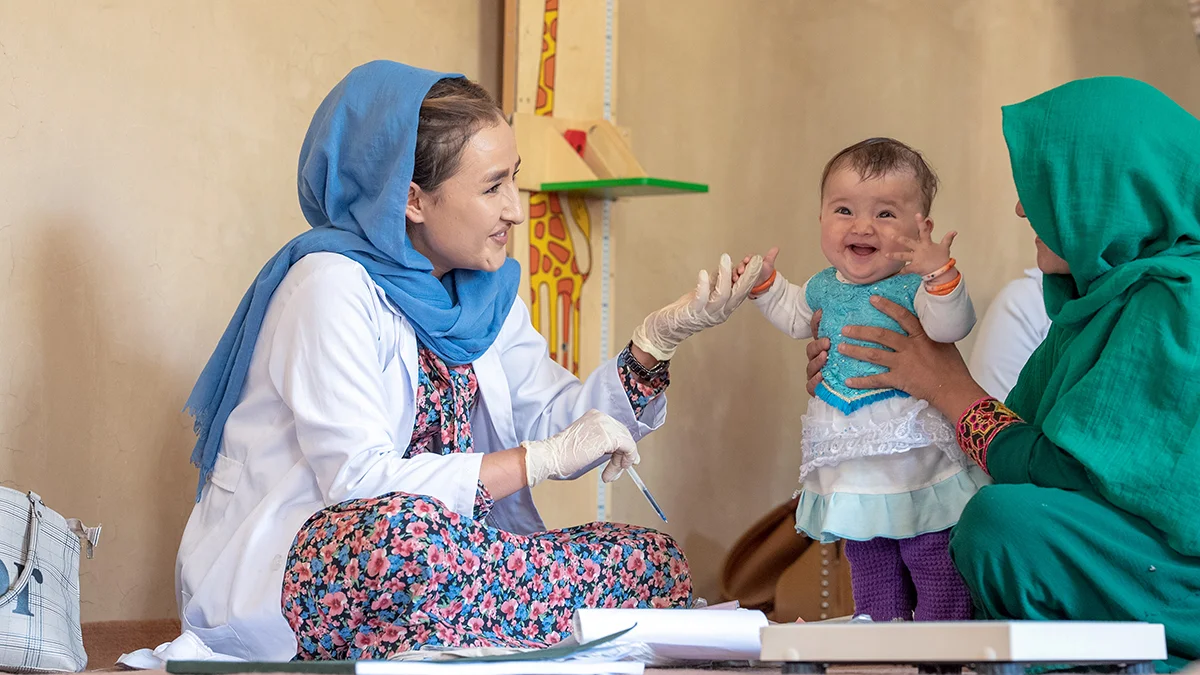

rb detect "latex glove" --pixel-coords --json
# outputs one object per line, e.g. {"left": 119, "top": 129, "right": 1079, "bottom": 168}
{"left": 522, "top": 410, "right": 639, "bottom": 487}
{"left": 734, "top": 247, "right": 779, "bottom": 288}
{"left": 632, "top": 253, "right": 763, "bottom": 361}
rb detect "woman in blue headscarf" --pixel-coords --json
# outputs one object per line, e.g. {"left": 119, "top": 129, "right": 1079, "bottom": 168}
{"left": 175, "top": 61, "right": 762, "bottom": 661}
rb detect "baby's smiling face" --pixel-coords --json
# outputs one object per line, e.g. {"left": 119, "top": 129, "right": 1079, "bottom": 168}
{"left": 819, "top": 167, "right": 925, "bottom": 285}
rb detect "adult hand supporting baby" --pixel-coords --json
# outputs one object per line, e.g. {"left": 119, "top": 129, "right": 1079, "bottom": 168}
{"left": 835, "top": 296, "right": 987, "bottom": 422}
{"left": 632, "top": 253, "right": 763, "bottom": 361}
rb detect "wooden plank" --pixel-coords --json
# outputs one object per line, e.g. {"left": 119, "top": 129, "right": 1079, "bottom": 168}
{"left": 549, "top": 0, "right": 608, "bottom": 120}
{"left": 501, "top": 0, "right": 518, "bottom": 117}
{"left": 512, "top": 113, "right": 598, "bottom": 190}
{"left": 582, "top": 119, "right": 646, "bottom": 179}
{"left": 514, "top": 112, "right": 648, "bottom": 188}
{"left": 513, "top": 0, "right": 545, "bottom": 115}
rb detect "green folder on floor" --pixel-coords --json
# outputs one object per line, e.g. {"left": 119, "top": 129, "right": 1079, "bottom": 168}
{"left": 166, "top": 626, "right": 635, "bottom": 674}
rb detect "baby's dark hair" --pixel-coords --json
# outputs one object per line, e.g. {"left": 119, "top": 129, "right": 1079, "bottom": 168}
{"left": 820, "top": 137, "right": 939, "bottom": 214}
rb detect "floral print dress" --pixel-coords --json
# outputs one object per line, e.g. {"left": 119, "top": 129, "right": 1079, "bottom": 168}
{"left": 282, "top": 346, "right": 691, "bottom": 659}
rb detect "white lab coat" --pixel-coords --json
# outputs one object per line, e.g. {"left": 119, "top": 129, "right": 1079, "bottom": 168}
{"left": 967, "top": 269, "right": 1051, "bottom": 401}
{"left": 173, "top": 252, "right": 666, "bottom": 661}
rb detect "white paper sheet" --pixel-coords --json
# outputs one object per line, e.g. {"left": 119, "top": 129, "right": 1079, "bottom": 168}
{"left": 571, "top": 608, "right": 769, "bottom": 663}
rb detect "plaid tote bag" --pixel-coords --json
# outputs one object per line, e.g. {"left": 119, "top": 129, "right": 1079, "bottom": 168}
{"left": 0, "top": 489, "right": 100, "bottom": 672}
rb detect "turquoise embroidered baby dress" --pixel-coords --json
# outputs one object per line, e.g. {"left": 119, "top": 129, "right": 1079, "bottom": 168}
{"left": 795, "top": 268, "right": 990, "bottom": 543}
{"left": 807, "top": 267, "right": 920, "bottom": 414}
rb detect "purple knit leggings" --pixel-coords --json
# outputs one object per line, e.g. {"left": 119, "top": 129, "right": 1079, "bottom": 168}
{"left": 843, "top": 528, "right": 972, "bottom": 621}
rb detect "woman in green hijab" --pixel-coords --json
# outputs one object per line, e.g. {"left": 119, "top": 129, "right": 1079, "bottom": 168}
{"left": 806, "top": 76, "right": 1200, "bottom": 670}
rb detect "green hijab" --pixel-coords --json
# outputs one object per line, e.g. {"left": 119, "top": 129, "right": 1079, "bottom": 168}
{"left": 1003, "top": 77, "right": 1200, "bottom": 557}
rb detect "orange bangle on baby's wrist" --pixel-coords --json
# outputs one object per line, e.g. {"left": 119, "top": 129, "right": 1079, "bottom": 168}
{"left": 925, "top": 273, "right": 962, "bottom": 296}
{"left": 922, "top": 258, "right": 957, "bottom": 282}
{"left": 750, "top": 269, "right": 778, "bottom": 297}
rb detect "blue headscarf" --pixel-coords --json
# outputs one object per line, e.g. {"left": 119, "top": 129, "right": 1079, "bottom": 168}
{"left": 185, "top": 61, "right": 521, "bottom": 497}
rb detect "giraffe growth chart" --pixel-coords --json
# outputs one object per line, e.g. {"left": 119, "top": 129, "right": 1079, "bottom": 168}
{"left": 526, "top": 0, "right": 593, "bottom": 376}
{"left": 508, "top": 0, "right": 619, "bottom": 527}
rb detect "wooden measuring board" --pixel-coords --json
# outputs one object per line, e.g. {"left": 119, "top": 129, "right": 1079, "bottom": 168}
{"left": 504, "top": 0, "right": 709, "bottom": 526}
{"left": 506, "top": 0, "right": 615, "bottom": 528}
{"left": 760, "top": 621, "right": 1166, "bottom": 674}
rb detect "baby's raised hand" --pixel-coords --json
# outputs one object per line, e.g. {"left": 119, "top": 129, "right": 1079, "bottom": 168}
{"left": 886, "top": 215, "right": 957, "bottom": 277}
{"left": 734, "top": 247, "right": 779, "bottom": 288}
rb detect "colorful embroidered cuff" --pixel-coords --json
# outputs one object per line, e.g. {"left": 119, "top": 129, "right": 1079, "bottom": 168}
{"left": 474, "top": 480, "right": 495, "bottom": 520}
{"left": 618, "top": 345, "right": 670, "bottom": 418}
{"left": 957, "top": 397, "right": 1023, "bottom": 473}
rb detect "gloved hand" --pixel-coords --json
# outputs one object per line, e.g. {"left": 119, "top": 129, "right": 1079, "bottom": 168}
{"left": 522, "top": 409, "right": 639, "bottom": 487}
{"left": 632, "top": 253, "right": 763, "bottom": 361}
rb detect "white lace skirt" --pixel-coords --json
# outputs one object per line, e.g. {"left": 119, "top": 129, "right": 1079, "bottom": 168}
{"left": 794, "top": 396, "right": 991, "bottom": 543}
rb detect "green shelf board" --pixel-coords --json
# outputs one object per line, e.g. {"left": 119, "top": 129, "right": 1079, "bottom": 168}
{"left": 538, "top": 177, "right": 709, "bottom": 198}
